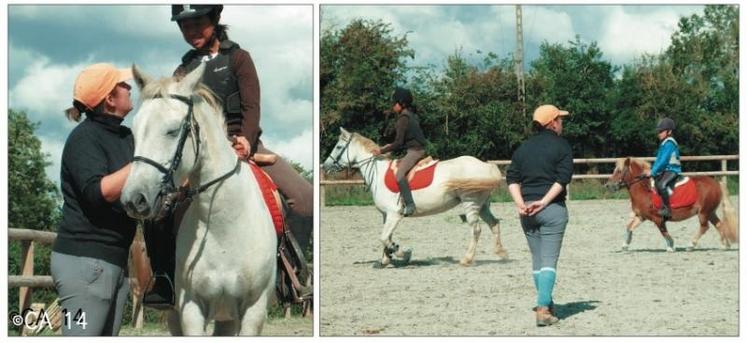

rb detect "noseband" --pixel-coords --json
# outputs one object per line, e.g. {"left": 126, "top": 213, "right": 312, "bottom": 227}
{"left": 133, "top": 94, "right": 240, "bottom": 218}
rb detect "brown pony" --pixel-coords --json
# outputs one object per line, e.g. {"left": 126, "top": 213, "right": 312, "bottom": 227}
{"left": 606, "top": 157, "right": 737, "bottom": 252}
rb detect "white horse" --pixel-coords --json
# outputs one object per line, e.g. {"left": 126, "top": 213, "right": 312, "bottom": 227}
{"left": 121, "top": 64, "right": 277, "bottom": 335}
{"left": 322, "top": 128, "right": 508, "bottom": 267}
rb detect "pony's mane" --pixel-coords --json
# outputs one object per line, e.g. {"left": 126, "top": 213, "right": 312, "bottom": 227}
{"left": 140, "top": 77, "right": 222, "bottom": 114}
{"left": 616, "top": 158, "right": 651, "bottom": 173}
{"left": 351, "top": 133, "right": 381, "bottom": 153}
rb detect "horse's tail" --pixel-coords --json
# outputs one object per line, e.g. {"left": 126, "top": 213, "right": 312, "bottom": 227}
{"left": 719, "top": 180, "right": 738, "bottom": 243}
{"left": 443, "top": 163, "right": 502, "bottom": 193}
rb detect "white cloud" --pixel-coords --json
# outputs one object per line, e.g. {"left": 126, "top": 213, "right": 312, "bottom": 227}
{"left": 262, "top": 129, "right": 314, "bottom": 171}
{"left": 9, "top": 56, "right": 87, "bottom": 126}
{"left": 10, "top": 5, "right": 314, "bottom": 188}
{"left": 521, "top": 6, "right": 576, "bottom": 47}
{"left": 598, "top": 6, "right": 682, "bottom": 65}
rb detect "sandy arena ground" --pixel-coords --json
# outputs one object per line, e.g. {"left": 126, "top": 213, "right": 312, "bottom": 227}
{"left": 320, "top": 198, "right": 739, "bottom": 336}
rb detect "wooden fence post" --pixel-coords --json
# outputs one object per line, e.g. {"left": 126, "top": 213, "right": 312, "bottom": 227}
{"left": 19, "top": 241, "right": 34, "bottom": 313}
{"left": 320, "top": 172, "right": 326, "bottom": 208}
{"left": 721, "top": 159, "right": 728, "bottom": 186}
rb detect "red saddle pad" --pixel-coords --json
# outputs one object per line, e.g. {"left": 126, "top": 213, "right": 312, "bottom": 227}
{"left": 651, "top": 178, "right": 698, "bottom": 209}
{"left": 248, "top": 162, "right": 284, "bottom": 236}
{"left": 384, "top": 160, "right": 438, "bottom": 193}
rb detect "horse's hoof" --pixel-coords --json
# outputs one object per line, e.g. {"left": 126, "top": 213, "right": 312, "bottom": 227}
{"left": 666, "top": 247, "right": 675, "bottom": 253}
{"left": 495, "top": 248, "right": 509, "bottom": 259}
{"left": 459, "top": 258, "right": 474, "bottom": 267}
{"left": 621, "top": 245, "right": 629, "bottom": 251}
{"left": 686, "top": 246, "right": 694, "bottom": 252}
{"left": 396, "top": 248, "right": 412, "bottom": 264}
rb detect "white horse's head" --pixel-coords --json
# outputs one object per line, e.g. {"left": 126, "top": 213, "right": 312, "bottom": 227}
{"left": 322, "top": 127, "right": 357, "bottom": 173}
{"left": 121, "top": 63, "right": 212, "bottom": 219}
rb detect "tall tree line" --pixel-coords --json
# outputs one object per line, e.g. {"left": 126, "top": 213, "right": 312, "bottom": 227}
{"left": 320, "top": 5, "right": 738, "bottom": 173}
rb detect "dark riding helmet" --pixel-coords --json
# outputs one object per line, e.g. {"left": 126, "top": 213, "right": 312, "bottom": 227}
{"left": 171, "top": 4, "right": 223, "bottom": 22}
{"left": 656, "top": 117, "right": 675, "bottom": 132}
{"left": 391, "top": 87, "right": 413, "bottom": 107}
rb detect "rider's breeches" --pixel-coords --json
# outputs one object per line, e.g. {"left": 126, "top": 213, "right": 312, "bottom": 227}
{"left": 51, "top": 252, "right": 129, "bottom": 336}
{"left": 395, "top": 148, "right": 425, "bottom": 181}
{"left": 520, "top": 202, "right": 568, "bottom": 307}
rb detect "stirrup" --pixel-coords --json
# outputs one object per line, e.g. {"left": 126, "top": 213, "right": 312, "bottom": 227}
{"left": 142, "top": 273, "right": 175, "bottom": 309}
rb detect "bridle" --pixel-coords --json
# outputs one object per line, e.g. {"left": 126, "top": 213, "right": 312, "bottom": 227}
{"left": 616, "top": 164, "right": 650, "bottom": 189}
{"left": 328, "top": 135, "right": 380, "bottom": 190}
{"left": 133, "top": 94, "right": 240, "bottom": 217}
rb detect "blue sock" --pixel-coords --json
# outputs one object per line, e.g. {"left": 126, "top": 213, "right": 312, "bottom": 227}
{"left": 537, "top": 267, "right": 556, "bottom": 307}
{"left": 532, "top": 271, "right": 540, "bottom": 291}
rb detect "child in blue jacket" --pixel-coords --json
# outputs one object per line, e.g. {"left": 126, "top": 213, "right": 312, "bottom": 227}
{"left": 649, "top": 117, "right": 681, "bottom": 219}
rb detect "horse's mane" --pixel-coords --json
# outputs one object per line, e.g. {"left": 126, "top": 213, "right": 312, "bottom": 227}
{"left": 617, "top": 158, "right": 651, "bottom": 173}
{"left": 140, "top": 77, "right": 222, "bottom": 115}
{"left": 351, "top": 133, "right": 381, "bottom": 153}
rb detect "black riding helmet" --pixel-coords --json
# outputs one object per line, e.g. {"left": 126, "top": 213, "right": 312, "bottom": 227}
{"left": 656, "top": 117, "right": 675, "bottom": 132}
{"left": 391, "top": 87, "right": 413, "bottom": 108}
{"left": 171, "top": 4, "right": 223, "bottom": 22}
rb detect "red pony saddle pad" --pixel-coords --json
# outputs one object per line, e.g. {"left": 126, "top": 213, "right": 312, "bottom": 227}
{"left": 248, "top": 161, "right": 284, "bottom": 236}
{"left": 384, "top": 156, "right": 439, "bottom": 193}
{"left": 650, "top": 176, "right": 697, "bottom": 209}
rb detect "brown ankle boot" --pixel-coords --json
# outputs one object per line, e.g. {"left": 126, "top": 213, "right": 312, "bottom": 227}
{"left": 535, "top": 306, "right": 559, "bottom": 327}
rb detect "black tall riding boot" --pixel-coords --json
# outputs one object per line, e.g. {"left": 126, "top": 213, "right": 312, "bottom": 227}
{"left": 397, "top": 178, "right": 416, "bottom": 217}
{"left": 658, "top": 188, "right": 672, "bottom": 220}
{"left": 142, "top": 218, "right": 176, "bottom": 308}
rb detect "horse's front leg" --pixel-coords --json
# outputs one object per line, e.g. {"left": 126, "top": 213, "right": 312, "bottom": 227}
{"left": 622, "top": 212, "right": 643, "bottom": 251}
{"left": 180, "top": 295, "right": 207, "bottom": 335}
{"left": 378, "top": 212, "right": 403, "bottom": 267}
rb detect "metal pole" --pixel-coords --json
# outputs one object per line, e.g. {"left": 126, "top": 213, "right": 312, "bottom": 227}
{"left": 515, "top": 5, "right": 526, "bottom": 118}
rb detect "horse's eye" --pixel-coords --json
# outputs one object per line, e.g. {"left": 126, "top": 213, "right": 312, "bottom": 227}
{"left": 167, "top": 128, "right": 180, "bottom": 137}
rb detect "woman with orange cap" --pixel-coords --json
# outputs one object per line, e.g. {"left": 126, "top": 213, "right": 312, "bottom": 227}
{"left": 506, "top": 104, "right": 574, "bottom": 327}
{"left": 50, "top": 63, "right": 135, "bottom": 335}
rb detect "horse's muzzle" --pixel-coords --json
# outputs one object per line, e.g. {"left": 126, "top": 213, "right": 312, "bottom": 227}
{"left": 124, "top": 192, "right": 152, "bottom": 220}
{"left": 605, "top": 182, "right": 621, "bottom": 192}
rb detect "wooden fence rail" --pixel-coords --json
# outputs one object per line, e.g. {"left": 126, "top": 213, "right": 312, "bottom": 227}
{"left": 321, "top": 155, "right": 738, "bottom": 206}
{"left": 9, "top": 228, "right": 145, "bottom": 333}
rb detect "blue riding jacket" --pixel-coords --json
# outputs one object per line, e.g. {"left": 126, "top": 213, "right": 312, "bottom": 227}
{"left": 651, "top": 137, "right": 682, "bottom": 176}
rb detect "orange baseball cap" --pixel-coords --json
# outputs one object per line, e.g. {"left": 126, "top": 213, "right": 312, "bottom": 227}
{"left": 532, "top": 104, "right": 569, "bottom": 126}
{"left": 73, "top": 63, "right": 133, "bottom": 110}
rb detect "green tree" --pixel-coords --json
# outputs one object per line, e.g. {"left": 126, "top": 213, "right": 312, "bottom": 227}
{"left": 320, "top": 19, "right": 414, "bottom": 156}
{"left": 417, "top": 51, "right": 525, "bottom": 160}
{"left": 8, "top": 109, "right": 61, "bottom": 315}
{"left": 529, "top": 38, "right": 617, "bottom": 161}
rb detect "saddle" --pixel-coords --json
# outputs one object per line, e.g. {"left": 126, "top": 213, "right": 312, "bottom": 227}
{"left": 384, "top": 156, "right": 439, "bottom": 193}
{"left": 649, "top": 176, "right": 698, "bottom": 209}
{"left": 247, "top": 162, "right": 312, "bottom": 310}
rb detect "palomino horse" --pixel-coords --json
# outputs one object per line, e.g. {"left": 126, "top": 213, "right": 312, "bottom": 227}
{"left": 322, "top": 128, "right": 508, "bottom": 267}
{"left": 605, "top": 157, "right": 737, "bottom": 252}
{"left": 121, "top": 64, "right": 277, "bottom": 335}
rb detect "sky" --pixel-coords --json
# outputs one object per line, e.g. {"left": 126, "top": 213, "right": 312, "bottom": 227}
{"left": 8, "top": 4, "right": 313, "bottom": 187}
{"left": 321, "top": 4, "right": 705, "bottom": 71}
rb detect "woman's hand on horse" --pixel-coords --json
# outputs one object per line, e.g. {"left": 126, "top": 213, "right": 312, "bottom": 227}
{"left": 231, "top": 135, "right": 251, "bottom": 160}
{"left": 372, "top": 147, "right": 382, "bottom": 156}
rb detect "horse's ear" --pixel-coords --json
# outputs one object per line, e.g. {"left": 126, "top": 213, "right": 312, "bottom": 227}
{"left": 340, "top": 127, "right": 350, "bottom": 137}
{"left": 179, "top": 62, "right": 205, "bottom": 92}
{"left": 624, "top": 157, "right": 631, "bottom": 166}
{"left": 132, "top": 64, "right": 152, "bottom": 90}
